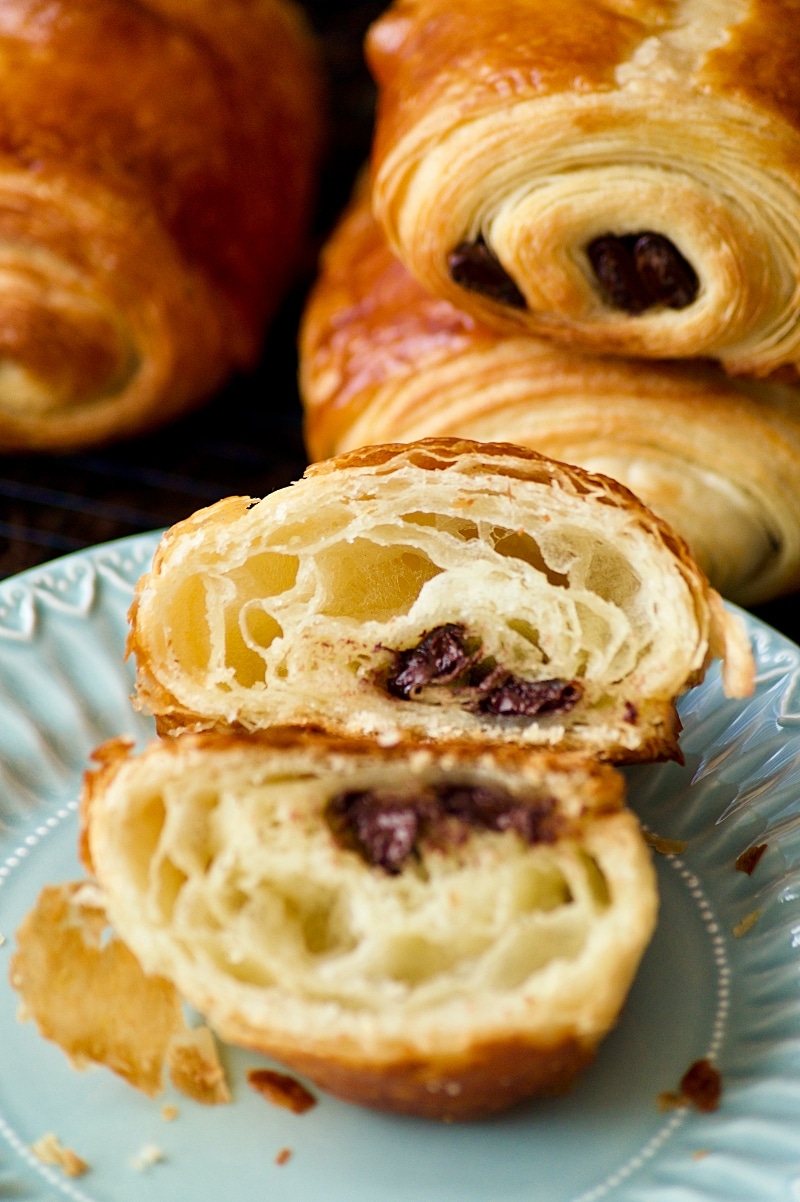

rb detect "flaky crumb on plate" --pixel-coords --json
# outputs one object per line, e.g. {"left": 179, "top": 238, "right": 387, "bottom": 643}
{"left": 129, "top": 1143, "right": 166, "bottom": 1172}
{"left": 247, "top": 1068, "right": 317, "bottom": 1114}
{"left": 30, "top": 1132, "right": 89, "bottom": 1178}
{"left": 168, "top": 1026, "right": 231, "bottom": 1105}
{"left": 733, "top": 909, "right": 761, "bottom": 937}
{"left": 9, "top": 880, "right": 230, "bottom": 1105}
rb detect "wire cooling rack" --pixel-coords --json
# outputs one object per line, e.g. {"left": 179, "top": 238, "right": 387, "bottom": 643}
{"left": 0, "top": 291, "right": 309, "bottom": 580}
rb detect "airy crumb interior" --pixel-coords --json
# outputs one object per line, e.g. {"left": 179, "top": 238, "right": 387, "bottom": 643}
{"left": 117, "top": 769, "right": 610, "bottom": 1013}
{"left": 155, "top": 484, "right": 692, "bottom": 731}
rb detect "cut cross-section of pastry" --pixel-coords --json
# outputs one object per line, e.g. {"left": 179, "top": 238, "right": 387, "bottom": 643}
{"left": 80, "top": 732, "right": 659, "bottom": 1120}
{"left": 128, "top": 438, "right": 754, "bottom": 761}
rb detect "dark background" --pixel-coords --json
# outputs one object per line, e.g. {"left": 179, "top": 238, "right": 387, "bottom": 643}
{"left": 0, "top": 0, "right": 796, "bottom": 646}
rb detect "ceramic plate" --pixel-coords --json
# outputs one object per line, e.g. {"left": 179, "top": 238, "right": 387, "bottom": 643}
{"left": 1, "top": 533, "right": 800, "bottom": 1202}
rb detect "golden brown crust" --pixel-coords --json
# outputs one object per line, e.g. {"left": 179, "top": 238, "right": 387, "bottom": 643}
{"left": 78, "top": 735, "right": 136, "bottom": 876}
{"left": 366, "top": 0, "right": 666, "bottom": 165}
{"left": 701, "top": 0, "right": 800, "bottom": 131}
{"left": 83, "top": 726, "right": 630, "bottom": 801}
{"left": 367, "top": 0, "right": 800, "bottom": 376}
{"left": 246, "top": 1068, "right": 318, "bottom": 1114}
{"left": 237, "top": 1029, "right": 597, "bottom": 1121}
{"left": 9, "top": 875, "right": 233, "bottom": 1104}
{"left": 299, "top": 186, "right": 800, "bottom": 605}
{"left": 0, "top": 0, "right": 323, "bottom": 450}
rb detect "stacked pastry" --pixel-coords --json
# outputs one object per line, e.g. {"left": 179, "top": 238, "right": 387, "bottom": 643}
{"left": 11, "top": 438, "right": 754, "bottom": 1121}
{"left": 300, "top": 0, "right": 800, "bottom": 607}
{"left": 0, "top": 0, "right": 324, "bottom": 451}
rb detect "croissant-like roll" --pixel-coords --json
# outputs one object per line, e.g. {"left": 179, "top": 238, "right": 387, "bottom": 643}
{"left": 128, "top": 437, "right": 754, "bottom": 761}
{"left": 0, "top": 0, "right": 323, "bottom": 452}
{"left": 366, "top": 0, "right": 800, "bottom": 378}
{"left": 80, "top": 731, "right": 658, "bottom": 1120}
{"left": 300, "top": 187, "right": 800, "bottom": 607}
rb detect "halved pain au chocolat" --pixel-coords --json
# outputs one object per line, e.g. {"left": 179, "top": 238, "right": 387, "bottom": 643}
{"left": 587, "top": 233, "right": 699, "bottom": 314}
{"left": 81, "top": 730, "right": 658, "bottom": 1120}
{"left": 127, "top": 438, "right": 753, "bottom": 761}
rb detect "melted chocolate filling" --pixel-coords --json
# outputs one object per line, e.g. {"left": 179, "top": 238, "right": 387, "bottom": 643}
{"left": 477, "top": 675, "right": 583, "bottom": 717}
{"left": 326, "top": 783, "right": 561, "bottom": 873}
{"left": 447, "top": 236, "right": 527, "bottom": 308}
{"left": 387, "top": 623, "right": 477, "bottom": 699}
{"left": 587, "top": 232, "right": 699, "bottom": 313}
{"left": 384, "top": 624, "right": 582, "bottom": 720}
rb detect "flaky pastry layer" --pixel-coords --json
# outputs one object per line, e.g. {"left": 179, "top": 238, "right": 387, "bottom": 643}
{"left": 368, "top": 0, "right": 800, "bottom": 377}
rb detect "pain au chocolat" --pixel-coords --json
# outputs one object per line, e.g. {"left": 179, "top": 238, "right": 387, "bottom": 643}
{"left": 300, "top": 183, "right": 800, "bottom": 607}
{"left": 367, "top": 0, "right": 800, "bottom": 379}
{"left": 80, "top": 731, "right": 658, "bottom": 1120}
{"left": 0, "top": 0, "right": 323, "bottom": 451}
{"left": 128, "top": 438, "right": 753, "bottom": 760}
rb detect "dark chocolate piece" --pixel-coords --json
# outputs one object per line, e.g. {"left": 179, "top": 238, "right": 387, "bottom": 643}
{"left": 326, "top": 783, "right": 562, "bottom": 873}
{"left": 478, "top": 675, "right": 583, "bottom": 718}
{"left": 438, "top": 785, "right": 560, "bottom": 844}
{"left": 587, "top": 235, "right": 650, "bottom": 313}
{"left": 447, "top": 237, "right": 526, "bottom": 308}
{"left": 587, "top": 231, "right": 698, "bottom": 313}
{"left": 387, "top": 623, "right": 476, "bottom": 699}
{"left": 327, "top": 791, "right": 421, "bottom": 874}
{"left": 632, "top": 233, "right": 699, "bottom": 309}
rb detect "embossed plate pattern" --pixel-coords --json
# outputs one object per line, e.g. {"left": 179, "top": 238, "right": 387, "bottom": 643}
{"left": 1, "top": 533, "right": 800, "bottom": 1202}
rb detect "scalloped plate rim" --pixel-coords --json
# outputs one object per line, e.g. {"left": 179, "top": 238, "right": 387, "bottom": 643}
{"left": 0, "top": 533, "right": 800, "bottom": 1202}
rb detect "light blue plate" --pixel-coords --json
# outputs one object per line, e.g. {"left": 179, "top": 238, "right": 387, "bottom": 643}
{"left": 1, "top": 533, "right": 800, "bottom": 1202}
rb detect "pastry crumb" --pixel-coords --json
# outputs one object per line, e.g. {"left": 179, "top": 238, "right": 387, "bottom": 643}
{"left": 644, "top": 831, "right": 687, "bottom": 856}
{"left": 680, "top": 1059, "right": 722, "bottom": 1112}
{"left": 129, "top": 1143, "right": 165, "bottom": 1171}
{"left": 31, "top": 1133, "right": 90, "bottom": 1178}
{"left": 10, "top": 881, "right": 188, "bottom": 1098}
{"left": 167, "top": 1026, "right": 231, "bottom": 1105}
{"left": 0, "top": 932, "right": 6, "bottom": 947}
{"left": 247, "top": 1068, "right": 317, "bottom": 1114}
{"left": 735, "top": 843, "right": 767, "bottom": 875}
{"left": 275, "top": 1147, "right": 292, "bottom": 1166}
{"left": 658, "top": 1058, "right": 721, "bottom": 1114}
{"left": 161, "top": 1103, "right": 179, "bottom": 1121}
{"left": 733, "top": 909, "right": 761, "bottom": 937}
